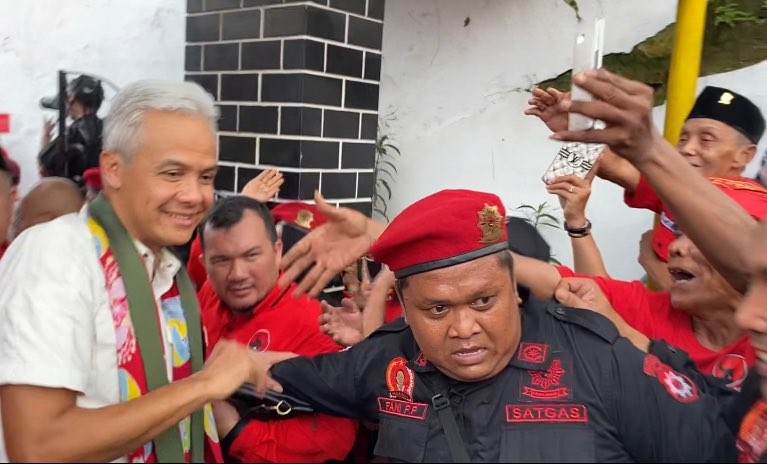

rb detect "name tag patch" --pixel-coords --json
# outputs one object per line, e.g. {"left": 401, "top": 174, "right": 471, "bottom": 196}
{"left": 506, "top": 404, "right": 588, "bottom": 423}
{"left": 378, "top": 397, "right": 428, "bottom": 420}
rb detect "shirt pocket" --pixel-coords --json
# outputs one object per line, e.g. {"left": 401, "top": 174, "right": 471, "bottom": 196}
{"left": 374, "top": 415, "right": 428, "bottom": 462}
{"left": 500, "top": 424, "right": 596, "bottom": 463}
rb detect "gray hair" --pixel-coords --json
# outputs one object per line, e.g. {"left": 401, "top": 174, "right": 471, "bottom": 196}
{"left": 103, "top": 80, "right": 219, "bottom": 160}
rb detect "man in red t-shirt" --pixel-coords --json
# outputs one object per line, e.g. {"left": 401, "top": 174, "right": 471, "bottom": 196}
{"left": 197, "top": 195, "right": 357, "bottom": 463}
{"left": 515, "top": 179, "right": 767, "bottom": 390}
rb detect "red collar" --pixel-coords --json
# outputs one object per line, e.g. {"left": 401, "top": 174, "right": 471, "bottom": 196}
{"left": 226, "top": 281, "right": 294, "bottom": 321}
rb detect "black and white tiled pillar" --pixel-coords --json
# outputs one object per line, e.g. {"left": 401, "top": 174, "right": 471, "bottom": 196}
{"left": 185, "top": 0, "right": 385, "bottom": 216}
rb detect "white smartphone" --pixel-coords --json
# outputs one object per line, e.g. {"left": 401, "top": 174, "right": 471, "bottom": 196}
{"left": 568, "top": 17, "right": 605, "bottom": 132}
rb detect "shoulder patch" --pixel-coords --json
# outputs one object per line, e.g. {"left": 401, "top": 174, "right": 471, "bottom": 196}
{"left": 545, "top": 301, "right": 619, "bottom": 344}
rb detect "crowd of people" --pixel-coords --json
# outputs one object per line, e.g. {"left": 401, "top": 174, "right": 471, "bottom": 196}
{"left": 0, "top": 68, "right": 765, "bottom": 463}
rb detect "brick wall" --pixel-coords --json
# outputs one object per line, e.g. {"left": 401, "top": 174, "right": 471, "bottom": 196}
{"left": 185, "top": 0, "right": 385, "bottom": 216}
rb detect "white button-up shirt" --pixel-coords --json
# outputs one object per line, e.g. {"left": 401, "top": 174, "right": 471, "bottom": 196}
{"left": 0, "top": 210, "right": 182, "bottom": 462}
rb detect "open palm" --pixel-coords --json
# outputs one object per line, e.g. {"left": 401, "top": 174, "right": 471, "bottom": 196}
{"left": 279, "top": 191, "right": 374, "bottom": 297}
{"left": 241, "top": 169, "right": 284, "bottom": 202}
{"left": 318, "top": 298, "right": 364, "bottom": 347}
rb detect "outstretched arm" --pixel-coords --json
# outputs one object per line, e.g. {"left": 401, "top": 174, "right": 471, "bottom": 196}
{"left": 551, "top": 69, "right": 755, "bottom": 293}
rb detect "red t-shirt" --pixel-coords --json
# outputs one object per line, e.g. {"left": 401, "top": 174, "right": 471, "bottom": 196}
{"left": 186, "top": 236, "right": 206, "bottom": 291}
{"left": 625, "top": 176, "right": 767, "bottom": 261}
{"left": 557, "top": 266, "right": 754, "bottom": 388}
{"left": 0, "top": 242, "right": 8, "bottom": 261}
{"left": 199, "top": 281, "right": 358, "bottom": 462}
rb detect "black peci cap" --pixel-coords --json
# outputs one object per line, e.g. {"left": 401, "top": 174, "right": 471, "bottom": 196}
{"left": 687, "top": 86, "right": 765, "bottom": 144}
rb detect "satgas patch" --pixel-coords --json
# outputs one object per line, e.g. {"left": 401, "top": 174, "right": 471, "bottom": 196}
{"left": 643, "top": 354, "right": 699, "bottom": 403}
{"left": 519, "top": 352, "right": 572, "bottom": 401}
{"left": 506, "top": 404, "right": 588, "bottom": 424}
{"left": 378, "top": 357, "right": 428, "bottom": 420}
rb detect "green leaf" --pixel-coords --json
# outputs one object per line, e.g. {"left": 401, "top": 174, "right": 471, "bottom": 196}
{"left": 378, "top": 178, "right": 392, "bottom": 200}
{"left": 538, "top": 213, "right": 561, "bottom": 224}
{"left": 516, "top": 205, "right": 537, "bottom": 212}
{"left": 373, "top": 207, "right": 389, "bottom": 221}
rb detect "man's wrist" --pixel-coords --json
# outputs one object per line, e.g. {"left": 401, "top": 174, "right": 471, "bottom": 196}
{"left": 632, "top": 130, "right": 669, "bottom": 173}
{"left": 564, "top": 216, "right": 587, "bottom": 228}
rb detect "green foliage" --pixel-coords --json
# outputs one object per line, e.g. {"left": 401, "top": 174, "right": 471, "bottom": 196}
{"left": 515, "top": 202, "right": 562, "bottom": 265}
{"left": 713, "top": 0, "right": 764, "bottom": 27}
{"left": 373, "top": 132, "right": 401, "bottom": 221}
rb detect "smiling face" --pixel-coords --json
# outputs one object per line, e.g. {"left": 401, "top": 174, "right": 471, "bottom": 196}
{"left": 677, "top": 118, "right": 756, "bottom": 178}
{"left": 398, "top": 252, "right": 520, "bottom": 383}
{"left": 667, "top": 234, "right": 742, "bottom": 314}
{"left": 102, "top": 110, "right": 217, "bottom": 252}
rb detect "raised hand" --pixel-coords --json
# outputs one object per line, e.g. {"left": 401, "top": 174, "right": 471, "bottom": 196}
{"left": 551, "top": 69, "right": 660, "bottom": 166}
{"left": 318, "top": 298, "right": 364, "bottom": 347}
{"left": 524, "top": 87, "right": 571, "bottom": 133}
{"left": 241, "top": 169, "right": 284, "bottom": 202}
{"left": 279, "top": 191, "right": 380, "bottom": 297}
{"left": 545, "top": 158, "right": 600, "bottom": 227}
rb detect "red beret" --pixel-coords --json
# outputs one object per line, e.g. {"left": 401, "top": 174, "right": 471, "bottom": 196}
{"left": 369, "top": 189, "right": 508, "bottom": 278}
{"left": 271, "top": 202, "right": 326, "bottom": 230}
{"left": 83, "top": 167, "right": 102, "bottom": 190}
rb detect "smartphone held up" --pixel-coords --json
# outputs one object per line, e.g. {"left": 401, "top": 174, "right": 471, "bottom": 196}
{"left": 542, "top": 17, "right": 606, "bottom": 184}
{"left": 569, "top": 17, "right": 605, "bottom": 132}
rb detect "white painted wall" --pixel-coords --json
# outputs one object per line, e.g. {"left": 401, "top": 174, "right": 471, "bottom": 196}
{"left": 378, "top": 0, "right": 767, "bottom": 280}
{"left": 0, "top": 0, "right": 186, "bottom": 193}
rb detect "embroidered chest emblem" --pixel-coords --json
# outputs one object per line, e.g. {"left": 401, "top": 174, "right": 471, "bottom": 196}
{"left": 519, "top": 356, "right": 572, "bottom": 401}
{"left": 529, "top": 359, "right": 565, "bottom": 389}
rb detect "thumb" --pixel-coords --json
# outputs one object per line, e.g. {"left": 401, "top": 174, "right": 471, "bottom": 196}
{"left": 314, "top": 190, "right": 341, "bottom": 220}
{"left": 320, "top": 300, "right": 335, "bottom": 315}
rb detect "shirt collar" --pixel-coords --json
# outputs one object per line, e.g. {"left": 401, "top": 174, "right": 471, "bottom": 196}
{"left": 132, "top": 239, "right": 181, "bottom": 280}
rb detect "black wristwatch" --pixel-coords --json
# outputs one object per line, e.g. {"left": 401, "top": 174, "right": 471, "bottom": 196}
{"left": 564, "top": 219, "right": 592, "bottom": 238}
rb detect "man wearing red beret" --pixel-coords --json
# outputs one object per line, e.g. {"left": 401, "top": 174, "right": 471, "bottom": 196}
{"left": 239, "top": 189, "right": 741, "bottom": 462}
{"left": 196, "top": 196, "right": 357, "bottom": 462}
